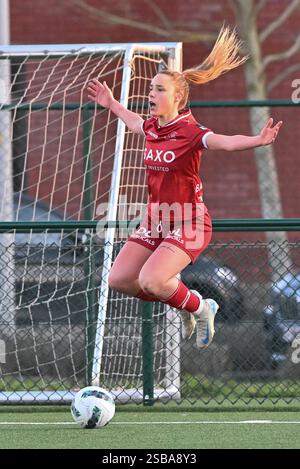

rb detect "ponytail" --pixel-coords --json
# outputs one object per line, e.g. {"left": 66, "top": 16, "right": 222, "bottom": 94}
{"left": 158, "top": 25, "right": 248, "bottom": 110}
{"left": 182, "top": 25, "right": 248, "bottom": 85}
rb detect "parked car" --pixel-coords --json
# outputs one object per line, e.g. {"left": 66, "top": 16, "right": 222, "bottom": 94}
{"left": 263, "top": 272, "right": 300, "bottom": 368}
{"left": 181, "top": 255, "right": 245, "bottom": 323}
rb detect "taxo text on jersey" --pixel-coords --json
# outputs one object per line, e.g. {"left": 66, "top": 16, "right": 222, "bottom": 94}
{"left": 144, "top": 148, "right": 176, "bottom": 163}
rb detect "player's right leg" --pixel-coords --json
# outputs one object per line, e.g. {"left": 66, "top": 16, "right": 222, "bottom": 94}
{"left": 108, "top": 241, "right": 154, "bottom": 297}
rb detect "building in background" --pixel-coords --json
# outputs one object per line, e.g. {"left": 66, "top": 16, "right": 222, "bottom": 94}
{"left": 7, "top": 0, "right": 300, "bottom": 220}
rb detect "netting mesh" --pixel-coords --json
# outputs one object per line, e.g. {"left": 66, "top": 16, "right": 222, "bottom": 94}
{"left": 0, "top": 45, "right": 179, "bottom": 402}
{"left": 0, "top": 49, "right": 168, "bottom": 221}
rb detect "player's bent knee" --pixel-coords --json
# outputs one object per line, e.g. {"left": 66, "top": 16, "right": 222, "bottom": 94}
{"left": 138, "top": 274, "right": 161, "bottom": 297}
{"left": 108, "top": 272, "right": 125, "bottom": 292}
{"left": 108, "top": 272, "right": 136, "bottom": 295}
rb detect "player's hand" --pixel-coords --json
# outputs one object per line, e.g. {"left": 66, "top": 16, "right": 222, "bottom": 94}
{"left": 86, "top": 79, "right": 115, "bottom": 109}
{"left": 259, "top": 118, "right": 283, "bottom": 145}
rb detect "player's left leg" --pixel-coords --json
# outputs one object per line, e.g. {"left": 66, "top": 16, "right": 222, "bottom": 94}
{"left": 138, "top": 242, "right": 219, "bottom": 348}
{"left": 138, "top": 242, "right": 191, "bottom": 300}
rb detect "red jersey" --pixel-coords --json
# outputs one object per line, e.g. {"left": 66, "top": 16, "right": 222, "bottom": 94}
{"left": 142, "top": 109, "right": 213, "bottom": 221}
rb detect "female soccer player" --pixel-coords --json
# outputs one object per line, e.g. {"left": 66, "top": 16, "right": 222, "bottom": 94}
{"left": 87, "top": 26, "right": 282, "bottom": 349}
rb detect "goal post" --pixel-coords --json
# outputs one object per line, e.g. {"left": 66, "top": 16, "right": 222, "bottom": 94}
{"left": 0, "top": 42, "right": 182, "bottom": 404}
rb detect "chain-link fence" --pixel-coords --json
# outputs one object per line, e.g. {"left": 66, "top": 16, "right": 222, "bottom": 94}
{"left": 0, "top": 223, "right": 300, "bottom": 405}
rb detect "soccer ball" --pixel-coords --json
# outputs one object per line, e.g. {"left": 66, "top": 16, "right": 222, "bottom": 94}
{"left": 71, "top": 386, "right": 115, "bottom": 429}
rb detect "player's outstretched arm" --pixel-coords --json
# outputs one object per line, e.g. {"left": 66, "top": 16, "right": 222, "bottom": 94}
{"left": 205, "top": 118, "right": 283, "bottom": 151}
{"left": 86, "top": 79, "right": 144, "bottom": 135}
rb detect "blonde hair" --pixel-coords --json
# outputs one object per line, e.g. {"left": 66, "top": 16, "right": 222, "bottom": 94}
{"left": 159, "top": 25, "right": 248, "bottom": 110}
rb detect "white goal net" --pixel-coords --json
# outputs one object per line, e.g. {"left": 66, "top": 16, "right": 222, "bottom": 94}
{"left": 0, "top": 43, "right": 182, "bottom": 403}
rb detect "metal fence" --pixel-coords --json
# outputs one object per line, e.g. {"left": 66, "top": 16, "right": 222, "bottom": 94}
{"left": 0, "top": 220, "right": 300, "bottom": 406}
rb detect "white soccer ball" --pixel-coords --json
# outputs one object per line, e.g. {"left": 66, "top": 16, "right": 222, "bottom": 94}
{"left": 71, "top": 386, "right": 115, "bottom": 429}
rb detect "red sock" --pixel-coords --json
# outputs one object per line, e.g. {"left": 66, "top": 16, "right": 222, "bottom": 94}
{"left": 136, "top": 290, "right": 160, "bottom": 302}
{"left": 163, "top": 280, "right": 201, "bottom": 313}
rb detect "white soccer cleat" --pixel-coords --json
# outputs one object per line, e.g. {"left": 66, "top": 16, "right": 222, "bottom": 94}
{"left": 180, "top": 310, "right": 196, "bottom": 340}
{"left": 176, "top": 273, "right": 196, "bottom": 340}
{"left": 194, "top": 297, "right": 219, "bottom": 349}
{"left": 179, "top": 288, "right": 201, "bottom": 340}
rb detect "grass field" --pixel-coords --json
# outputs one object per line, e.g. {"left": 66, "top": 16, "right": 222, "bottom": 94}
{"left": 0, "top": 407, "right": 300, "bottom": 449}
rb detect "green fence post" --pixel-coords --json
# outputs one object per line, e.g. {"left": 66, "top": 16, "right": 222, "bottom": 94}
{"left": 141, "top": 301, "right": 154, "bottom": 406}
{"left": 82, "top": 105, "right": 96, "bottom": 384}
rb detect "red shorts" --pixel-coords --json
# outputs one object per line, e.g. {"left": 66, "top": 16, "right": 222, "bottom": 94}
{"left": 127, "top": 205, "right": 212, "bottom": 263}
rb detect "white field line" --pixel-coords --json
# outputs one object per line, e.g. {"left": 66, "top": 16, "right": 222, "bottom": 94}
{"left": 1, "top": 420, "right": 300, "bottom": 425}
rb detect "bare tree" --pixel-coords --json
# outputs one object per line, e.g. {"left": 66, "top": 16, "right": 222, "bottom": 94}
{"left": 231, "top": 0, "right": 300, "bottom": 280}
{"left": 67, "top": 0, "right": 216, "bottom": 42}
{"left": 231, "top": 0, "right": 300, "bottom": 215}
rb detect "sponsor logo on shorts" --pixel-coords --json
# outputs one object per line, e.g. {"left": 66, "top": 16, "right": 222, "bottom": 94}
{"left": 165, "top": 228, "right": 184, "bottom": 244}
{"left": 131, "top": 227, "right": 156, "bottom": 246}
